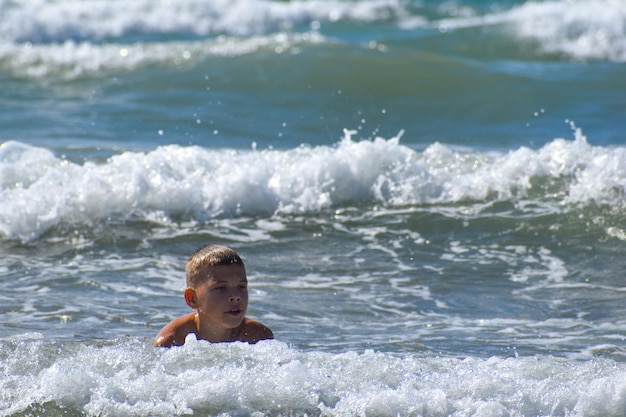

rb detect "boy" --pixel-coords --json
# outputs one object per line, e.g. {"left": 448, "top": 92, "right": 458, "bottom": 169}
{"left": 154, "top": 244, "right": 273, "bottom": 347}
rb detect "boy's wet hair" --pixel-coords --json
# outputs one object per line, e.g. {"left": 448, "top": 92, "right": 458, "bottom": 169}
{"left": 186, "top": 244, "right": 245, "bottom": 288}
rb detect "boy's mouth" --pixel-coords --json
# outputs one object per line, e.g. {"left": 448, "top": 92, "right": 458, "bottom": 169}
{"left": 226, "top": 309, "right": 242, "bottom": 317}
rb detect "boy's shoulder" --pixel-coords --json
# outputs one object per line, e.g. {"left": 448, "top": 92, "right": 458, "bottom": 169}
{"left": 153, "top": 312, "right": 197, "bottom": 347}
{"left": 153, "top": 314, "right": 274, "bottom": 347}
{"left": 239, "top": 317, "right": 274, "bottom": 343}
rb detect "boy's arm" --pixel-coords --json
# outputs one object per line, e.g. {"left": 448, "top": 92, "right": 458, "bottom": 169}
{"left": 153, "top": 313, "right": 197, "bottom": 347}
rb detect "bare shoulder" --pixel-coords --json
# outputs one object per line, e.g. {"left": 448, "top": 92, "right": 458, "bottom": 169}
{"left": 239, "top": 317, "right": 274, "bottom": 343}
{"left": 153, "top": 313, "right": 197, "bottom": 347}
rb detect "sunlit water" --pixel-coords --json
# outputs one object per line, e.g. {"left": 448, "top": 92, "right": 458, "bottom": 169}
{"left": 1, "top": 0, "right": 626, "bottom": 415}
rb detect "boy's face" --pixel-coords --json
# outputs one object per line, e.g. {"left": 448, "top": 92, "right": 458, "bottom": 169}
{"left": 190, "top": 263, "right": 249, "bottom": 330}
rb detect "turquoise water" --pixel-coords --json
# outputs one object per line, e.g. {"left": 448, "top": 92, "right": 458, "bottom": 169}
{"left": 1, "top": 0, "right": 626, "bottom": 415}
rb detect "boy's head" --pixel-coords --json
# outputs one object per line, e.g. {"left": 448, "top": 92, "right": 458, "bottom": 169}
{"left": 186, "top": 244, "right": 245, "bottom": 288}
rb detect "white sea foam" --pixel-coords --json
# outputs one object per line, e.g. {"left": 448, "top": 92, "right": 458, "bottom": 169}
{"left": 420, "top": 0, "right": 626, "bottom": 62}
{"left": 508, "top": 0, "right": 626, "bottom": 62}
{"left": 2, "top": 0, "right": 623, "bottom": 81}
{"left": 0, "top": 0, "right": 403, "bottom": 43}
{"left": 1, "top": 337, "right": 625, "bottom": 416}
{"left": 0, "top": 32, "right": 326, "bottom": 79}
{"left": 0, "top": 0, "right": 395, "bottom": 78}
{"left": 1, "top": 128, "right": 625, "bottom": 242}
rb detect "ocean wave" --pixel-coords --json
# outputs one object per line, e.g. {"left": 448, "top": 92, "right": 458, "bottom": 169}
{"left": 1, "top": 0, "right": 623, "bottom": 81}
{"left": 2, "top": 337, "right": 626, "bottom": 416}
{"left": 0, "top": 0, "right": 626, "bottom": 66}
{"left": 0, "top": 32, "right": 327, "bottom": 79}
{"left": 0, "top": 0, "right": 403, "bottom": 43}
{"left": 425, "top": 0, "right": 626, "bottom": 62}
{"left": 508, "top": 0, "right": 626, "bottom": 62}
{"left": 1, "top": 127, "right": 625, "bottom": 242}
{"left": 0, "top": 0, "right": 395, "bottom": 79}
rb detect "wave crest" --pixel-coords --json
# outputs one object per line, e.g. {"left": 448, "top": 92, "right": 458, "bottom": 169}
{"left": 1, "top": 127, "right": 625, "bottom": 242}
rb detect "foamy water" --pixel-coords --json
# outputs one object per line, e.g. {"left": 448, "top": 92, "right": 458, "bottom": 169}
{"left": 2, "top": 127, "right": 625, "bottom": 242}
{"left": 2, "top": 0, "right": 626, "bottom": 82}
{"left": 2, "top": 336, "right": 626, "bottom": 416}
{"left": 2, "top": 0, "right": 625, "bottom": 415}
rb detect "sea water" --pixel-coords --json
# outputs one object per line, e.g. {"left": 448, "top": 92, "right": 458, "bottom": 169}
{"left": 1, "top": 0, "right": 626, "bottom": 416}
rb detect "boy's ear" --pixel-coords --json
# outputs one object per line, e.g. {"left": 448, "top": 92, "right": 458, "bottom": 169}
{"left": 184, "top": 288, "right": 197, "bottom": 309}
